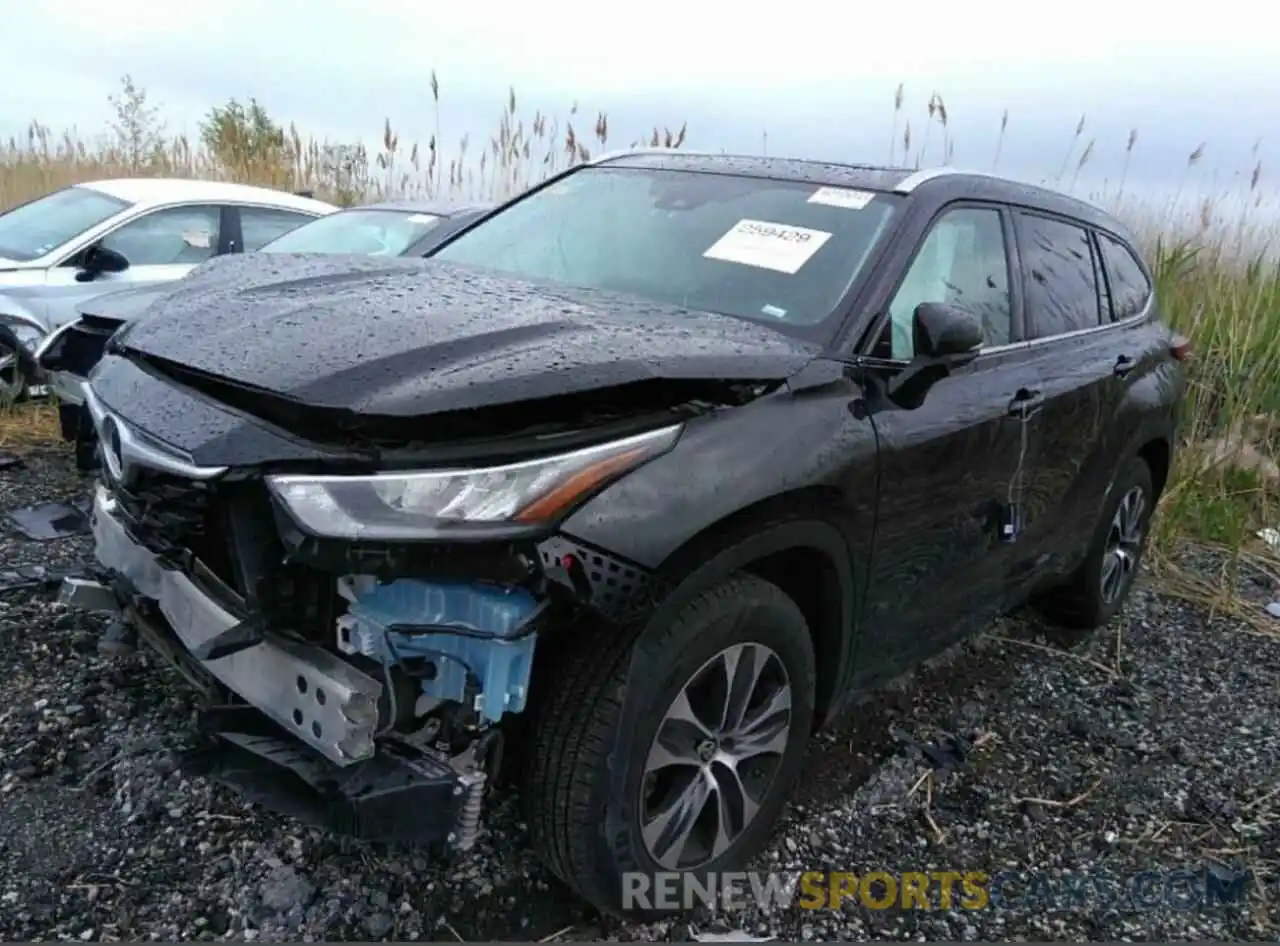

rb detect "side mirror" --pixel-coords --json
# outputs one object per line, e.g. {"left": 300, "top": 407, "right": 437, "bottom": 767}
{"left": 884, "top": 303, "right": 984, "bottom": 410}
{"left": 912, "top": 301, "right": 984, "bottom": 360}
{"left": 75, "top": 244, "right": 130, "bottom": 282}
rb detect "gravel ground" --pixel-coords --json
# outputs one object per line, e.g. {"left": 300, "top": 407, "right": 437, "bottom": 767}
{"left": 1, "top": 446, "right": 1278, "bottom": 942}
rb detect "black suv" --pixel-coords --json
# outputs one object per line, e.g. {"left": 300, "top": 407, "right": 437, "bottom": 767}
{"left": 66, "top": 151, "right": 1187, "bottom": 915}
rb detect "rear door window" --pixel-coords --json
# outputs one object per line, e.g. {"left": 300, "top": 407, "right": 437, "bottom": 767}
{"left": 1015, "top": 213, "right": 1103, "bottom": 339}
{"left": 238, "top": 207, "right": 317, "bottom": 251}
{"left": 1097, "top": 232, "right": 1153, "bottom": 320}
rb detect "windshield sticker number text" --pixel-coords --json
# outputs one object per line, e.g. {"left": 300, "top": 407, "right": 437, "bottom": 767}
{"left": 703, "top": 219, "right": 832, "bottom": 274}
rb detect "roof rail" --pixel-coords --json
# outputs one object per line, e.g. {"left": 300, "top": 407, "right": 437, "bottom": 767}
{"left": 893, "top": 166, "right": 1011, "bottom": 193}
{"left": 588, "top": 146, "right": 722, "bottom": 166}
{"left": 294, "top": 189, "right": 316, "bottom": 198}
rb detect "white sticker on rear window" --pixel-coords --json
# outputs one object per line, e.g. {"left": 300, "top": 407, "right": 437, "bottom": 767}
{"left": 406, "top": 214, "right": 439, "bottom": 224}
{"left": 703, "top": 219, "right": 832, "bottom": 274}
{"left": 808, "top": 187, "right": 876, "bottom": 210}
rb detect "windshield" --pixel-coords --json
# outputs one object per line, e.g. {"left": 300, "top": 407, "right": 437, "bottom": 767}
{"left": 259, "top": 208, "right": 443, "bottom": 256}
{"left": 0, "top": 186, "right": 131, "bottom": 262}
{"left": 431, "top": 166, "right": 898, "bottom": 330}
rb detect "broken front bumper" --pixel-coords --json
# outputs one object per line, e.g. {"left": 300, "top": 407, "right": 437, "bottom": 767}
{"left": 88, "top": 484, "right": 383, "bottom": 765}
{"left": 76, "top": 483, "right": 471, "bottom": 845}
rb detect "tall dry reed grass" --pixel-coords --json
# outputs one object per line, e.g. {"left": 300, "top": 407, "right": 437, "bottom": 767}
{"left": 2, "top": 78, "right": 1279, "bottom": 598}
{"left": 0, "top": 75, "right": 687, "bottom": 208}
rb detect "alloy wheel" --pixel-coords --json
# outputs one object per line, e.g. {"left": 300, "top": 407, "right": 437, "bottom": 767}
{"left": 1100, "top": 484, "right": 1147, "bottom": 604}
{"left": 639, "top": 642, "right": 793, "bottom": 870}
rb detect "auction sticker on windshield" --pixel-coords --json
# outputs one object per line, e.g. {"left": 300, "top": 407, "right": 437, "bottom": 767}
{"left": 808, "top": 186, "right": 876, "bottom": 210}
{"left": 703, "top": 219, "right": 832, "bottom": 274}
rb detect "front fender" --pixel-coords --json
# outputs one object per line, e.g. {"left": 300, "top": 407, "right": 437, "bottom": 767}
{"left": 561, "top": 386, "right": 877, "bottom": 569}
{"left": 0, "top": 293, "right": 44, "bottom": 329}
{"left": 0, "top": 294, "right": 51, "bottom": 379}
{"left": 560, "top": 384, "right": 878, "bottom": 721}
{"left": 1051, "top": 357, "right": 1183, "bottom": 578}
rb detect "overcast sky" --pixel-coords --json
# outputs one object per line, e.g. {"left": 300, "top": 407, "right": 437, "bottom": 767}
{"left": 4, "top": 0, "right": 1277, "bottom": 214}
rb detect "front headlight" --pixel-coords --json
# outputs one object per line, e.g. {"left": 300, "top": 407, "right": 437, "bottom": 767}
{"left": 267, "top": 423, "right": 682, "bottom": 540}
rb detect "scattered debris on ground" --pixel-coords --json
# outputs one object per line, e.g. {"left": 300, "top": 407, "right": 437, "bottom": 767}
{"left": 0, "top": 563, "right": 89, "bottom": 596}
{"left": 5, "top": 497, "right": 90, "bottom": 541}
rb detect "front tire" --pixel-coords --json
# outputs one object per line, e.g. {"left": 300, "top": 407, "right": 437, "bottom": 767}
{"left": 1037, "top": 455, "right": 1156, "bottom": 628}
{"left": 522, "top": 573, "right": 816, "bottom": 916}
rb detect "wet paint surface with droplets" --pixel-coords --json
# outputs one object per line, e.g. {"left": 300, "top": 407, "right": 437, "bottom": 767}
{"left": 112, "top": 253, "right": 820, "bottom": 417}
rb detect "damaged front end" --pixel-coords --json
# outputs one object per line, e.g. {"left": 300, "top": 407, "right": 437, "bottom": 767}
{"left": 63, "top": 382, "right": 684, "bottom": 852}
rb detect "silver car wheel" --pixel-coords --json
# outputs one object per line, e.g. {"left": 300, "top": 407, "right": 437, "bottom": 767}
{"left": 639, "top": 642, "right": 792, "bottom": 870}
{"left": 1100, "top": 484, "right": 1146, "bottom": 604}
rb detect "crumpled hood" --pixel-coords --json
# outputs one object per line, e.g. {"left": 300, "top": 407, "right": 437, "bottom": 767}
{"left": 115, "top": 253, "right": 819, "bottom": 417}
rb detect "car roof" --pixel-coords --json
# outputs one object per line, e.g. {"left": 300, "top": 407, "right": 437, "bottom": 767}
{"left": 592, "top": 150, "right": 920, "bottom": 194}
{"left": 892, "top": 167, "right": 1135, "bottom": 240}
{"left": 589, "top": 150, "right": 1133, "bottom": 244}
{"left": 357, "top": 199, "right": 495, "bottom": 217}
{"left": 78, "top": 178, "right": 338, "bottom": 215}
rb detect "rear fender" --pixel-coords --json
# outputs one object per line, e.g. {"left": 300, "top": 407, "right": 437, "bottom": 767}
{"left": 1052, "top": 358, "right": 1181, "bottom": 577}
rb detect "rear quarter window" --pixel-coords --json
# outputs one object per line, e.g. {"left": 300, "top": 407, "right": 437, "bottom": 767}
{"left": 1097, "top": 232, "right": 1153, "bottom": 320}
{"left": 1015, "top": 213, "right": 1103, "bottom": 339}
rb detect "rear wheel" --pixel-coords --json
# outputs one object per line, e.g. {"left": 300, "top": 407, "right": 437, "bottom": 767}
{"left": 522, "top": 573, "right": 816, "bottom": 916}
{"left": 1037, "top": 455, "right": 1155, "bottom": 628}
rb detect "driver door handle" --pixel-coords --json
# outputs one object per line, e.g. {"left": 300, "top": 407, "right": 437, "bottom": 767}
{"left": 1114, "top": 354, "right": 1136, "bottom": 377}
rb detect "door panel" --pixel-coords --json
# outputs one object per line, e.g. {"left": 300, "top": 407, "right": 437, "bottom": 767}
{"left": 855, "top": 204, "right": 1027, "bottom": 683}
{"left": 1000, "top": 335, "right": 1122, "bottom": 582}
{"left": 1005, "top": 212, "right": 1138, "bottom": 585}
{"left": 860, "top": 358, "right": 1029, "bottom": 679}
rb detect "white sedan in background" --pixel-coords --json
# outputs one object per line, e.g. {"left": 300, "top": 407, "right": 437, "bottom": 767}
{"left": 0, "top": 178, "right": 337, "bottom": 399}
